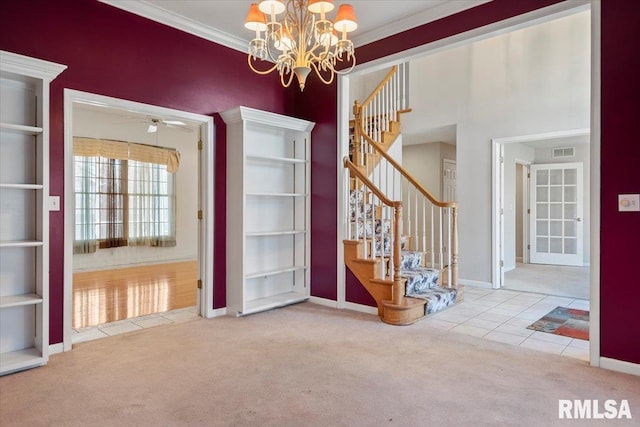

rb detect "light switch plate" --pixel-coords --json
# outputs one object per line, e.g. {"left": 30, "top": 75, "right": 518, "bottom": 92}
{"left": 618, "top": 194, "right": 639, "bottom": 212}
{"left": 49, "top": 195, "right": 60, "bottom": 211}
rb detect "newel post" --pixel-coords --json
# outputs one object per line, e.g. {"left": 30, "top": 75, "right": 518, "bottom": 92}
{"left": 451, "top": 205, "right": 459, "bottom": 288}
{"left": 392, "top": 203, "right": 404, "bottom": 305}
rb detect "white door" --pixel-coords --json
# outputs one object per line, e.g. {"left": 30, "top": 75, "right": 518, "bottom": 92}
{"left": 530, "top": 162, "right": 583, "bottom": 266}
{"left": 442, "top": 159, "right": 457, "bottom": 203}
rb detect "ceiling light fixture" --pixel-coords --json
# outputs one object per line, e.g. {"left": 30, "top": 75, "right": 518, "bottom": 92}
{"left": 244, "top": 0, "right": 357, "bottom": 91}
{"left": 147, "top": 120, "right": 158, "bottom": 133}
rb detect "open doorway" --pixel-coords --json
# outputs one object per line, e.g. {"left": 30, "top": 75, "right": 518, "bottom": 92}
{"left": 337, "top": 2, "right": 596, "bottom": 362}
{"left": 62, "top": 90, "right": 215, "bottom": 350}
{"left": 339, "top": 5, "right": 592, "bottom": 300}
{"left": 494, "top": 130, "right": 590, "bottom": 300}
{"left": 337, "top": 2, "right": 600, "bottom": 366}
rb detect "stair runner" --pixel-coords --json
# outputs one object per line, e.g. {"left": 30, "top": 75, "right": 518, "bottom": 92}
{"left": 400, "top": 251, "right": 458, "bottom": 314}
{"left": 350, "top": 189, "right": 458, "bottom": 315}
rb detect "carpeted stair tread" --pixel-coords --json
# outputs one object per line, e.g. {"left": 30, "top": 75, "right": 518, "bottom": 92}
{"left": 406, "top": 286, "right": 458, "bottom": 314}
{"left": 402, "top": 266, "right": 439, "bottom": 294}
{"left": 400, "top": 250, "right": 423, "bottom": 269}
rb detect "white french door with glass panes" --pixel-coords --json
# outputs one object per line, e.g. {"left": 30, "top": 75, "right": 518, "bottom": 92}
{"left": 530, "top": 163, "right": 583, "bottom": 266}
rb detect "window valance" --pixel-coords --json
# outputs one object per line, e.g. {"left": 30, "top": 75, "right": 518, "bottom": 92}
{"left": 73, "top": 137, "right": 180, "bottom": 172}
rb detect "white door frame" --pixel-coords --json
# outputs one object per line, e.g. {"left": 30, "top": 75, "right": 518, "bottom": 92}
{"left": 492, "top": 129, "right": 589, "bottom": 289}
{"left": 62, "top": 89, "right": 216, "bottom": 352}
{"left": 518, "top": 162, "right": 530, "bottom": 265}
{"left": 493, "top": 142, "right": 505, "bottom": 287}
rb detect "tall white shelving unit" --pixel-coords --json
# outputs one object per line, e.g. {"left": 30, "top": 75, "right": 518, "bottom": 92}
{"left": 221, "top": 106, "right": 314, "bottom": 316}
{"left": 0, "top": 51, "right": 66, "bottom": 375}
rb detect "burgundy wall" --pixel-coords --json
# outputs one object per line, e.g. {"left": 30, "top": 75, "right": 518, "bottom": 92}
{"left": 1, "top": 0, "right": 638, "bottom": 366}
{"left": 0, "top": 0, "right": 294, "bottom": 344}
{"left": 292, "top": 78, "right": 339, "bottom": 300}
{"left": 600, "top": 0, "right": 640, "bottom": 364}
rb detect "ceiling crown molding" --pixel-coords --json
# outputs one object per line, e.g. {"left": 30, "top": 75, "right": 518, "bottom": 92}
{"left": 351, "top": 0, "right": 492, "bottom": 47}
{"left": 98, "top": 0, "right": 248, "bottom": 53}
{"left": 221, "top": 106, "right": 315, "bottom": 132}
{"left": 98, "top": 0, "right": 493, "bottom": 53}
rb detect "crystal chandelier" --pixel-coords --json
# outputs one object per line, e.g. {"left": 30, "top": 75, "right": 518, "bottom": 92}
{"left": 244, "top": 0, "right": 358, "bottom": 91}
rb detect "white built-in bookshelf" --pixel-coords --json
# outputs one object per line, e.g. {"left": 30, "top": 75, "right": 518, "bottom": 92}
{"left": 0, "top": 51, "right": 66, "bottom": 375}
{"left": 221, "top": 106, "right": 314, "bottom": 316}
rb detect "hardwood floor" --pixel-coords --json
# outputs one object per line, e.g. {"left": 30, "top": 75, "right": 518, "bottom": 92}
{"left": 73, "top": 260, "right": 198, "bottom": 329}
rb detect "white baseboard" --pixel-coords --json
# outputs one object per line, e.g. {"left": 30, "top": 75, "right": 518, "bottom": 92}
{"left": 308, "top": 296, "right": 338, "bottom": 308}
{"left": 600, "top": 357, "right": 640, "bottom": 376}
{"left": 504, "top": 265, "right": 515, "bottom": 272}
{"left": 516, "top": 257, "right": 523, "bottom": 263}
{"left": 207, "top": 307, "right": 227, "bottom": 318}
{"left": 458, "top": 278, "right": 493, "bottom": 289}
{"left": 344, "top": 301, "right": 378, "bottom": 315}
{"left": 49, "top": 343, "right": 64, "bottom": 355}
{"left": 309, "top": 297, "right": 378, "bottom": 315}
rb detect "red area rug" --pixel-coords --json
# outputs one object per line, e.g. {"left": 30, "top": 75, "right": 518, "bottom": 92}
{"left": 526, "top": 306, "right": 589, "bottom": 341}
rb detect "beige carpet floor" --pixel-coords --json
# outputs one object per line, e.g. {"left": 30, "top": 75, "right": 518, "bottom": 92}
{"left": 504, "top": 263, "right": 590, "bottom": 299}
{"left": 1, "top": 302, "right": 638, "bottom": 427}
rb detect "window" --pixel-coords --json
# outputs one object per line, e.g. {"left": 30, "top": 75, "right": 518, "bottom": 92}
{"left": 73, "top": 138, "right": 178, "bottom": 254}
{"left": 127, "top": 159, "right": 176, "bottom": 247}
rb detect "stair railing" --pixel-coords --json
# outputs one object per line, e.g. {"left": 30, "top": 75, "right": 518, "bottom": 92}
{"left": 351, "top": 64, "right": 458, "bottom": 288}
{"left": 352, "top": 64, "right": 409, "bottom": 166}
{"left": 345, "top": 157, "right": 406, "bottom": 306}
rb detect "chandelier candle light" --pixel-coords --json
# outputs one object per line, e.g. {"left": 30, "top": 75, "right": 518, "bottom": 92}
{"left": 245, "top": 0, "right": 357, "bottom": 90}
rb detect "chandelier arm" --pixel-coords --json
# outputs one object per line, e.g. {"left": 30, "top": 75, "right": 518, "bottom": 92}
{"left": 306, "top": 50, "right": 326, "bottom": 63}
{"left": 309, "top": 61, "right": 335, "bottom": 85}
{"left": 265, "top": 44, "right": 282, "bottom": 63}
{"left": 281, "top": 69, "right": 295, "bottom": 87}
{"left": 332, "top": 56, "right": 357, "bottom": 75}
{"left": 247, "top": 55, "right": 280, "bottom": 75}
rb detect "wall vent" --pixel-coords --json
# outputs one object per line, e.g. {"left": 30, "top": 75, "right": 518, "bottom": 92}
{"left": 552, "top": 147, "right": 575, "bottom": 158}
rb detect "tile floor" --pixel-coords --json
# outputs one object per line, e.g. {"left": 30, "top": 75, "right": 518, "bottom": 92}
{"left": 424, "top": 286, "right": 590, "bottom": 361}
{"left": 71, "top": 306, "right": 200, "bottom": 345}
